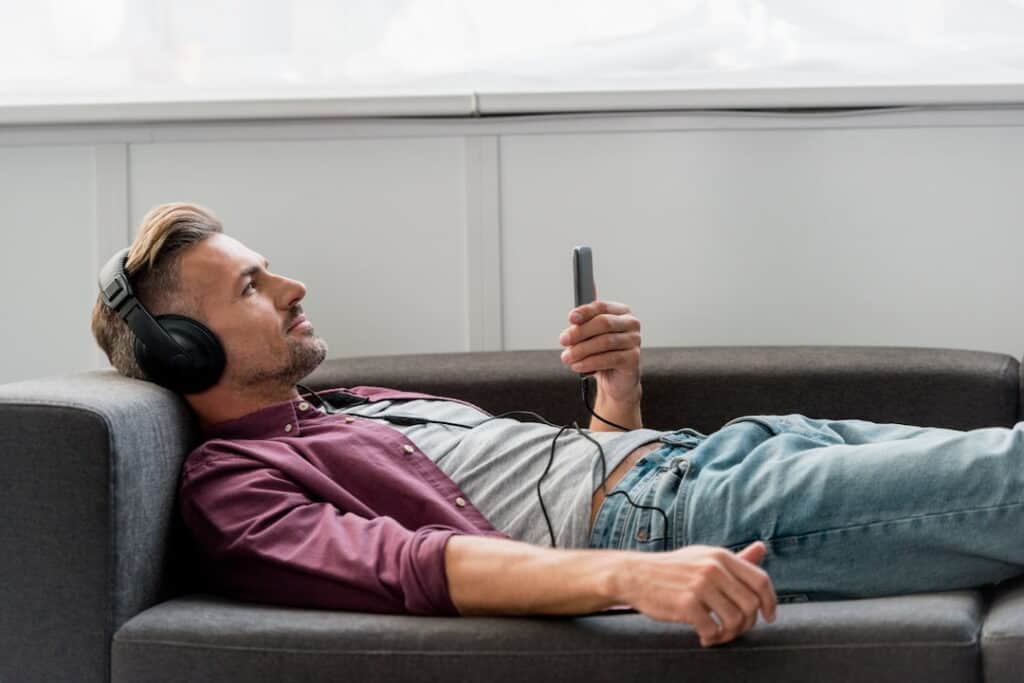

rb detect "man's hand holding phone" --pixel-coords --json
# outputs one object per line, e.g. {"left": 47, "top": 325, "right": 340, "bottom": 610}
{"left": 559, "top": 299, "right": 643, "bottom": 405}
{"left": 560, "top": 246, "right": 643, "bottom": 414}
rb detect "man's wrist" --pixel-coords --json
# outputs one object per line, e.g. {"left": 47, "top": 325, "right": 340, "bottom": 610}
{"left": 590, "top": 387, "right": 643, "bottom": 431}
{"left": 595, "top": 381, "right": 642, "bottom": 407}
{"left": 600, "top": 550, "right": 637, "bottom": 605}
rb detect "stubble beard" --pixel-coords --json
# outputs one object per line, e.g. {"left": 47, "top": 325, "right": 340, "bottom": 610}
{"left": 236, "top": 331, "right": 329, "bottom": 393}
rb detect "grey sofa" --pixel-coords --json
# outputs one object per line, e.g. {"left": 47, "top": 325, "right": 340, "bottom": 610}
{"left": 3, "top": 345, "right": 1024, "bottom": 683}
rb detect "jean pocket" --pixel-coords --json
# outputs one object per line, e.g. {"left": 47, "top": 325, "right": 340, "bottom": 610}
{"left": 630, "top": 457, "right": 689, "bottom": 548}
{"left": 631, "top": 504, "right": 672, "bottom": 548}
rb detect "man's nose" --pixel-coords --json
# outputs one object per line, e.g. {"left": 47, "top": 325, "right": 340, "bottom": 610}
{"left": 281, "top": 277, "right": 307, "bottom": 307}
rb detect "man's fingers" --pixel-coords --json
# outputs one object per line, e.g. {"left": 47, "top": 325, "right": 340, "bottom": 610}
{"left": 698, "top": 585, "right": 746, "bottom": 645}
{"left": 564, "top": 348, "right": 640, "bottom": 375}
{"left": 560, "top": 312, "right": 640, "bottom": 347}
{"left": 704, "top": 559, "right": 764, "bottom": 633}
{"left": 568, "top": 300, "right": 631, "bottom": 324}
{"left": 724, "top": 546, "right": 778, "bottom": 622}
{"left": 683, "top": 601, "right": 724, "bottom": 647}
{"left": 560, "top": 331, "right": 641, "bottom": 366}
{"left": 738, "top": 540, "right": 767, "bottom": 561}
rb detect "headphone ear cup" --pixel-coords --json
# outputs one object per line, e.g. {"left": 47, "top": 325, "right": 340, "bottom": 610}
{"left": 134, "top": 315, "right": 226, "bottom": 394}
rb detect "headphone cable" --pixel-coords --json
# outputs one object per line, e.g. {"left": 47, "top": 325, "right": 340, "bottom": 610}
{"left": 296, "top": 379, "right": 671, "bottom": 552}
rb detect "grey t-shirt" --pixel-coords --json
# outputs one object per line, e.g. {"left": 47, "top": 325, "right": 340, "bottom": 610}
{"left": 337, "top": 398, "right": 669, "bottom": 548}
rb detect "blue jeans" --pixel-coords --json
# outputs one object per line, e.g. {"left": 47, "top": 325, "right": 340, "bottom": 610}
{"left": 587, "top": 413, "right": 1024, "bottom": 603}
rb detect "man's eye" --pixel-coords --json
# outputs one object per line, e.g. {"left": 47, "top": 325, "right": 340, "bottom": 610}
{"left": 243, "top": 282, "right": 256, "bottom": 294}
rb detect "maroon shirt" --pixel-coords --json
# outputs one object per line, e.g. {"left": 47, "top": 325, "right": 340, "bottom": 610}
{"left": 178, "top": 386, "right": 510, "bottom": 616}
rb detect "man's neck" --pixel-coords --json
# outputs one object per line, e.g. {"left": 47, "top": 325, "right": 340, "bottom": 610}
{"left": 188, "top": 382, "right": 303, "bottom": 429}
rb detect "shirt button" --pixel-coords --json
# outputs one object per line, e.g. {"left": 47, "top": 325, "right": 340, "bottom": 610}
{"left": 298, "top": 402, "right": 309, "bottom": 411}
{"left": 455, "top": 497, "right": 466, "bottom": 507}
{"left": 284, "top": 424, "right": 293, "bottom": 433}
{"left": 636, "top": 529, "right": 648, "bottom": 541}
{"left": 402, "top": 444, "right": 415, "bottom": 454}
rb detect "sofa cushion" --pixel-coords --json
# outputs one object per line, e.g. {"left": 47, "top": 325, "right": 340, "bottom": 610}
{"left": 112, "top": 591, "right": 983, "bottom": 683}
{"left": 980, "top": 574, "right": 1024, "bottom": 683}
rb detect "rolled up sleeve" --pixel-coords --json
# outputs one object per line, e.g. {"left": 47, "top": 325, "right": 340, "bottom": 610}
{"left": 179, "top": 454, "right": 464, "bottom": 616}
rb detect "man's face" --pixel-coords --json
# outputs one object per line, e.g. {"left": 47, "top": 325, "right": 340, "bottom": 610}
{"left": 177, "top": 233, "right": 327, "bottom": 392}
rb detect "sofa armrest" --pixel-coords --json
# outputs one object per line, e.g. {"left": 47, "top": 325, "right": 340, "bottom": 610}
{"left": 0, "top": 371, "right": 198, "bottom": 683}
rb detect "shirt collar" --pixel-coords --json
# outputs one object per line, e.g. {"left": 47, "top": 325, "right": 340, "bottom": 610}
{"left": 199, "top": 385, "right": 456, "bottom": 440}
{"left": 202, "top": 389, "right": 344, "bottom": 440}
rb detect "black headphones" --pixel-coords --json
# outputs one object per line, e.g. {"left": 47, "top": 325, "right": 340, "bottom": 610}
{"left": 98, "top": 247, "right": 226, "bottom": 394}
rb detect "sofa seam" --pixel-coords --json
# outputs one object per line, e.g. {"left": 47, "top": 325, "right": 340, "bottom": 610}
{"left": 980, "top": 634, "right": 1024, "bottom": 642}
{"left": 0, "top": 396, "right": 136, "bottom": 411}
{"left": 111, "top": 638, "right": 979, "bottom": 655}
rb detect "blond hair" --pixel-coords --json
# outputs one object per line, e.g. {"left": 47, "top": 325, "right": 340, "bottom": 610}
{"left": 91, "top": 202, "right": 223, "bottom": 381}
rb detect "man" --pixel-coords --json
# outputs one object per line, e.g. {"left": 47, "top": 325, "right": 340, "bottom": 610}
{"left": 92, "top": 203, "right": 1024, "bottom": 649}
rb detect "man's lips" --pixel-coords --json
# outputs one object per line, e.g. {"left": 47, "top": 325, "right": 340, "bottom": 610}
{"left": 286, "top": 314, "right": 308, "bottom": 332}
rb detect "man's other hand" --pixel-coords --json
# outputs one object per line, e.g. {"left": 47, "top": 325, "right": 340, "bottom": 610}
{"left": 558, "top": 300, "right": 642, "bottom": 405}
{"left": 613, "top": 542, "right": 777, "bottom": 647}
{"left": 445, "top": 536, "right": 777, "bottom": 649}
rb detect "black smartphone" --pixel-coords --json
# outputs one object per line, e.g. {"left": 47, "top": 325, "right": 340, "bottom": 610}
{"left": 572, "top": 246, "right": 596, "bottom": 377}
{"left": 573, "top": 246, "right": 596, "bottom": 308}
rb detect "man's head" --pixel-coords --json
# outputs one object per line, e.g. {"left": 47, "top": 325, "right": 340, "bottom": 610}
{"left": 92, "top": 202, "right": 328, "bottom": 420}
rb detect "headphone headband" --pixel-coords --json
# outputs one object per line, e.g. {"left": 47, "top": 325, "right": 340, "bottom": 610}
{"left": 98, "top": 249, "right": 134, "bottom": 312}
{"left": 98, "top": 248, "right": 188, "bottom": 362}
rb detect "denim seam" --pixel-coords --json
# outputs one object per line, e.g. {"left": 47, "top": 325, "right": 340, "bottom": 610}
{"left": 718, "top": 499, "right": 1024, "bottom": 554}
{"left": 648, "top": 458, "right": 692, "bottom": 546}
{"left": 655, "top": 471, "right": 679, "bottom": 544}
{"left": 763, "top": 499, "right": 1024, "bottom": 546}
{"left": 674, "top": 460, "right": 694, "bottom": 548}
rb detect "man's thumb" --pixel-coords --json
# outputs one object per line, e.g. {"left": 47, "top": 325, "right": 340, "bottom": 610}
{"left": 737, "top": 540, "right": 767, "bottom": 563}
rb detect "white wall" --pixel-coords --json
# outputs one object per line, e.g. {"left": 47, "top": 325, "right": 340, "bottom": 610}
{"left": 500, "top": 122, "right": 1024, "bottom": 351}
{"left": 1, "top": 106, "right": 1022, "bottom": 385}
{"left": 129, "top": 137, "right": 471, "bottom": 358}
{"left": 0, "top": 145, "right": 98, "bottom": 383}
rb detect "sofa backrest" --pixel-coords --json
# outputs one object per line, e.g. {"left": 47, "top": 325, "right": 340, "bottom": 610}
{"left": 306, "top": 346, "right": 1022, "bottom": 432}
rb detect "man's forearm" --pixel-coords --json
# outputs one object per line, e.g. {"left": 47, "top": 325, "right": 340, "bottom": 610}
{"left": 444, "top": 534, "right": 632, "bottom": 616}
